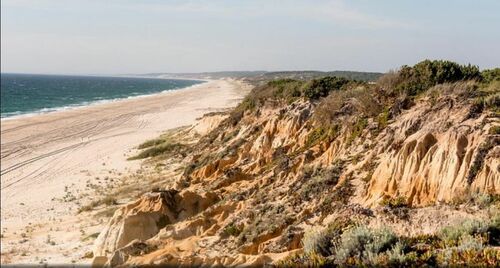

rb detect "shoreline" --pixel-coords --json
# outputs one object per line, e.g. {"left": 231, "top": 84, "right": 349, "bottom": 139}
{"left": 0, "top": 78, "right": 251, "bottom": 264}
{"left": 1, "top": 78, "right": 210, "bottom": 121}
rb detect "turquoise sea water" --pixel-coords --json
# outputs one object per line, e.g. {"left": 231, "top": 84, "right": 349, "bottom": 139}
{"left": 0, "top": 73, "right": 204, "bottom": 119}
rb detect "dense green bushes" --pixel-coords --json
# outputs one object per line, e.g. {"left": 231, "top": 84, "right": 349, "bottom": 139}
{"left": 378, "top": 60, "right": 482, "bottom": 96}
{"left": 302, "top": 77, "right": 350, "bottom": 99}
{"left": 396, "top": 60, "right": 481, "bottom": 96}
{"left": 267, "top": 78, "right": 304, "bottom": 101}
{"left": 235, "top": 76, "right": 360, "bottom": 114}
{"left": 335, "top": 225, "right": 397, "bottom": 264}
{"left": 481, "top": 68, "right": 500, "bottom": 84}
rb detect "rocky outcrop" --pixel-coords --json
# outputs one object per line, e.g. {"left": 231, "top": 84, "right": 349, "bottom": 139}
{"left": 93, "top": 189, "right": 219, "bottom": 264}
{"left": 93, "top": 191, "right": 179, "bottom": 257}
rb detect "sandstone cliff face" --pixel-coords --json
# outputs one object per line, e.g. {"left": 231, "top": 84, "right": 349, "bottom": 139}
{"left": 94, "top": 191, "right": 178, "bottom": 257}
{"left": 365, "top": 101, "right": 499, "bottom": 206}
{"left": 93, "top": 84, "right": 499, "bottom": 266}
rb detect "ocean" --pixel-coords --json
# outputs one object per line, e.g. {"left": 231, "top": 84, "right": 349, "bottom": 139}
{"left": 0, "top": 73, "right": 204, "bottom": 119}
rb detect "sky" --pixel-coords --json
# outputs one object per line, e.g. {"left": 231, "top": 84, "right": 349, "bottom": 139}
{"left": 1, "top": 0, "right": 499, "bottom": 75}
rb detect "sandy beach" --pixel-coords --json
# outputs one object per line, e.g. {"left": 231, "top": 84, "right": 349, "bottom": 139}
{"left": 0, "top": 79, "right": 250, "bottom": 264}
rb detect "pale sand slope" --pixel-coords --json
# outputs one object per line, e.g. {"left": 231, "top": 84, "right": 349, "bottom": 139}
{"left": 0, "top": 79, "right": 250, "bottom": 264}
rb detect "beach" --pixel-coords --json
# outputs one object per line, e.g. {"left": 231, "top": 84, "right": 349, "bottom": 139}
{"left": 0, "top": 79, "right": 251, "bottom": 263}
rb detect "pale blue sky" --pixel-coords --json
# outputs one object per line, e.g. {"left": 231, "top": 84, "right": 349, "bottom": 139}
{"left": 1, "top": 0, "right": 499, "bottom": 74}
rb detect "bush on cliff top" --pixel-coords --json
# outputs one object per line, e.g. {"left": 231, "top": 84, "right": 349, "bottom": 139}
{"left": 235, "top": 76, "right": 359, "bottom": 114}
{"left": 378, "top": 60, "right": 482, "bottom": 96}
{"left": 302, "top": 76, "right": 350, "bottom": 99}
{"left": 397, "top": 60, "right": 481, "bottom": 96}
{"left": 481, "top": 68, "right": 500, "bottom": 84}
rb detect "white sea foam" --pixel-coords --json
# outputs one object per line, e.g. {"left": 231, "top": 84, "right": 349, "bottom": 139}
{"left": 1, "top": 81, "right": 208, "bottom": 121}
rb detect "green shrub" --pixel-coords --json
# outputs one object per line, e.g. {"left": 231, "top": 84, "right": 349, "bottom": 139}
{"left": 128, "top": 142, "right": 187, "bottom": 160}
{"left": 327, "top": 178, "right": 354, "bottom": 204}
{"left": 380, "top": 196, "right": 408, "bottom": 208}
{"left": 78, "top": 196, "right": 118, "bottom": 213}
{"left": 439, "top": 219, "right": 489, "bottom": 246}
{"left": 347, "top": 117, "right": 368, "bottom": 145}
{"left": 237, "top": 79, "right": 305, "bottom": 112}
{"left": 386, "top": 242, "right": 410, "bottom": 264}
{"left": 490, "top": 126, "right": 500, "bottom": 135}
{"left": 223, "top": 224, "right": 242, "bottom": 237}
{"left": 481, "top": 68, "right": 500, "bottom": 84}
{"left": 377, "top": 107, "right": 390, "bottom": 131}
{"left": 302, "top": 218, "right": 354, "bottom": 257}
{"left": 294, "top": 214, "right": 500, "bottom": 266}
{"left": 238, "top": 204, "right": 294, "bottom": 245}
{"left": 334, "top": 225, "right": 398, "bottom": 264}
{"left": 390, "top": 60, "right": 481, "bottom": 96}
{"left": 270, "top": 79, "right": 303, "bottom": 102}
{"left": 302, "top": 77, "right": 350, "bottom": 100}
{"left": 305, "top": 125, "right": 340, "bottom": 148}
{"left": 295, "top": 217, "right": 500, "bottom": 266}
{"left": 457, "top": 234, "right": 485, "bottom": 251}
{"left": 234, "top": 76, "right": 363, "bottom": 114}
{"left": 437, "top": 247, "right": 499, "bottom": 266}
{"left": 138, "top": 138, "right": 168, "bottom": 149}
{"left": 470, "top": 192, "right": 500, "bottom": 208}
{"left": 251, "top": 76, "right": 357, "bottom": 103}
{"left": 312, "top": 84, "right": 380, "bottom": 129}
{"left": 102, "top": 196, "right": 118, "bottom": 206}
{"left": 302, "top": 228, "right": 333, "bottom": 256}
{"left": 240, "top": 98, "right": 256, "bottom": 111}
{"left": 299, "top": 161, "right": 344, "bottom": 201}
{"left": 483, "top": 92, "right": 500, "bottom": 111}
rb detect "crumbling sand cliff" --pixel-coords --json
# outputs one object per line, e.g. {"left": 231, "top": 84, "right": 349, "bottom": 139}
{"left": 92, "top": 69, "right": 500, "bottom": 266}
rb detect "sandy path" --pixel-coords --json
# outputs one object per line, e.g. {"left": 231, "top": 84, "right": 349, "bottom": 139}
{"left": 0, "top": 79, "right": 250, "bottom": 264}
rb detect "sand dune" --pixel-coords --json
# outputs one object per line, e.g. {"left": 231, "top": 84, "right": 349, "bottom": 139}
{"left": 0, "top": 79, "right": 250, "bottom": 264}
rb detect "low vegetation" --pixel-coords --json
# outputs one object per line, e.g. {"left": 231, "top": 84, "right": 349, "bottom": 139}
{"left": 298, "top": 163, "right": 343, "bottom": 202}
{"left": 223, "top": 224, "right": 243, "bottom": 237}
{"left": 128, "top": 127, "right": 191, "bottom": 160}
{"left": 280, "top": 215, "right": 500, "bottom": 266}
{"left": 128, "top": 142, "right": 188, "bottom": 160}
{"left": 238, "top": 204, "right": 294, "bottom": 246}
{"left": 243, "top": 70, "right": 383, "bottom": 86}
{"left": 78, "top": 196, "right": 118, "bottom": 213}
{"left": 380, "top": 196, "right": 408, "bottom": 209}
{"left": 305, "top": 125, "right": 340, "bottom": 147}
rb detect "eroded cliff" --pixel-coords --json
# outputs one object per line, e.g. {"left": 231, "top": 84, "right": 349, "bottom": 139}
{"left": 92, "top": 62, "right": 500, "bottom": 266}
